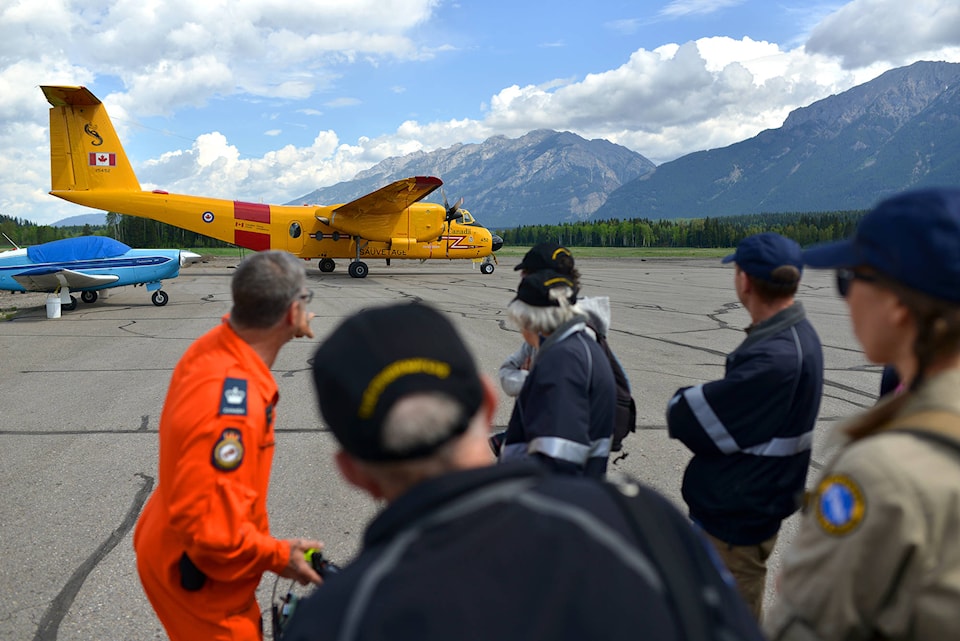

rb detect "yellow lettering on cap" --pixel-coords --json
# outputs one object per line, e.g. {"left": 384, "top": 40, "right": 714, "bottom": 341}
{"left": 358, "top": 358, "right": 451, "bottom": 419}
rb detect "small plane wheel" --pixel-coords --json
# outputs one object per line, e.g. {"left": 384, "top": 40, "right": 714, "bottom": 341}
{"left": 480, "top": 262, "right": 495, "bottom": 275}
{"left": 348, "top": 261, "right": 369, "bottom": 279}
{"left": 152, "top": 290, "right": 169, "bottom": 307}
{"left": 319, "top": 258, "right": 335, "bottom": 273}
{"left": 63, "top": 295, "right": 78, "bottom": 311}
{"left": 81, "top": 290, "right": 99, "bottom": 304}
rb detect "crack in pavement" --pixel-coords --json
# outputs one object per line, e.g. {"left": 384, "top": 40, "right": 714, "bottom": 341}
{"left": 32, "top": 473, "right": 154, "bottom": 641}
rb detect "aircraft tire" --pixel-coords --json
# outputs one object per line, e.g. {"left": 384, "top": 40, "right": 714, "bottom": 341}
{"left": 480, "top": 262, "right": 495, "bottom": 275}
{"left": 348, "top": 261, "right": 369, "bottom": 279}
{"left": 81, "top": 290, "right": 99, "bottom": 303}
{"left": 319, "top": 258, "right": 336, "bottom": 273}
{"left": 152, "top": 290, "right": 169, "bottom": 306}
{"left": 64, "top": 295, "right": 78, "bottom": 311}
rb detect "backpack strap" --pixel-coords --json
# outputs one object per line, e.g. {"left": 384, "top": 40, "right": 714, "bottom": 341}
{"left": 883, "top": 410, "right": 960, "bottom": 459}
{"left": 601, "top": 478, "right": 714, "bottom": 641}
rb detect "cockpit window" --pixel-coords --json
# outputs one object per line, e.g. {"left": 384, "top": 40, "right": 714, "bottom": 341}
{"left": 289, "top": 222, "right": 302, "bottom": 239}
{"left": 460, "top": 212, "right": 475, "bottom": 224}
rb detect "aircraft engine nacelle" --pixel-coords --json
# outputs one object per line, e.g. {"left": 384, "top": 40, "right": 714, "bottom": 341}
{"left": 407, "top": 205, "right": 448, "bottom": 241}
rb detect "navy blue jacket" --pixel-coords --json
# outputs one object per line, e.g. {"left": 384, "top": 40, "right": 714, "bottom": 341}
{"left": 667, "top": 302, "right": 824, "bottom": 545}
{"left": 281, "top": 462, "right": 764, "bottom": 641}
{"left": 500, "top": 317, "right": 615, "bottom": 478}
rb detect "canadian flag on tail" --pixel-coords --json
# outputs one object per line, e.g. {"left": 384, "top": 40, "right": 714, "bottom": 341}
{"left": 88, "top": 152, "right": 116, "bottom": 166}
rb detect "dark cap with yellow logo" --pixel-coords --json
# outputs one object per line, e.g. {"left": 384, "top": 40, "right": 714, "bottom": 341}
{"left": 311, "top": 302, "right": 484, "bottom": 461}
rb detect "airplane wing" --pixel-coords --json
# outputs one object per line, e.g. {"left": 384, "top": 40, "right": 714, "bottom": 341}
{"left": 322, "top": 176, "right": 442, "bottom": 239}
{"left": 13, "top": 268, "right": 119, "bottom": 292}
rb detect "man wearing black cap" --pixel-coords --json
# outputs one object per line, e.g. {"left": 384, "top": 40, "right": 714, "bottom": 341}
{"left": 498, "top": 242, "right": 581, "bottom": 397}
{"left": 284, "top": 301, "right": 765, "bottom": 641}
{"left": 666, "top": 232, "right": 824, "bottom": 620}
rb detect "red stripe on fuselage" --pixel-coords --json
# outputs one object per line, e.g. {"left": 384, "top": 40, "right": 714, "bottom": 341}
{"left": 235, "top": 230, "right": 271, "bottom": 251}
{"left": 235, "top": 201, "right": 271, "bottom": 223}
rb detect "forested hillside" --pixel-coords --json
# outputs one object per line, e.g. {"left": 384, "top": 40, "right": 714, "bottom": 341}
{"left": 497, "top": 211, "right": 864, "bottom": 248}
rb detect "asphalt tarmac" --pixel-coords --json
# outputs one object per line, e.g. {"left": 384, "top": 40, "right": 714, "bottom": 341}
{"left": 0, "top": 255, "right": 882, "bottom": 640}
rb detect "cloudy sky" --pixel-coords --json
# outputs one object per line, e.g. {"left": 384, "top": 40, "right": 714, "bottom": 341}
{"left": 2, "top": 0, "right": 959, "bottom": 226}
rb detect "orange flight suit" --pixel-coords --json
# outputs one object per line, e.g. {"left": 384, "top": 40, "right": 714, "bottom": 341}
{"left": 134, "top": 318, "right": 291, "bottom": 641}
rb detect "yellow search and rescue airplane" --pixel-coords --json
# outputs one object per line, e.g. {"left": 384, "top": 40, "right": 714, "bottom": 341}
{"left": 40, "top": 85, "right": 503, "bottom": 278}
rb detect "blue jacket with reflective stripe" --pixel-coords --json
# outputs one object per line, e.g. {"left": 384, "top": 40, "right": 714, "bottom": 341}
{"left": 667, "top": 302, "right": 824, "bottom": 545}
{"left": 501, "top": 317, "right": 616, "bottom": 478}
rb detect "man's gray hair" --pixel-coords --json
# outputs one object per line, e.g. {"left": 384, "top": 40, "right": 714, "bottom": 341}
{"left": 507, "top": 285, "right": 584, "bottom": 334}
{"left": 381, "top": 392, "right": 467, "bottom": 455}
{"left": 230, "top": 251, "right": 306, "bottom": 329}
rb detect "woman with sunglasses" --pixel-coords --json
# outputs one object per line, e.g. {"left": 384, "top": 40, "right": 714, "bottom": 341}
{"left": 765, "top": 188, "right": 960, "bottom": 640}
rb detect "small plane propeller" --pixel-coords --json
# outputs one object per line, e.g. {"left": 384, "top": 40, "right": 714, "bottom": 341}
{"left": 442, "top": 189, "right": 464, "bottom": 222}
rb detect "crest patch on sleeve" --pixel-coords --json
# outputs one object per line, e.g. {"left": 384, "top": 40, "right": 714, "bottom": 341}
{"left": 220, "top": 378, "right": 248, "bottom": 416}
{"left": 212, "top": 429, "right": 245, "bottom": 471}
{"left": 815, "top": 474, "right": 865, "bottom": 536}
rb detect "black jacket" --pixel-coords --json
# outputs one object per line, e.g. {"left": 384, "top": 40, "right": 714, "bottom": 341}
{"left": 500, "top": 317, "right": 616, "bottom": 477}
{"left": 667, "top": 302, "right": 824, "bottom": 545}
{"left": 282, "top": 462, "right": 763, "bottom": 641}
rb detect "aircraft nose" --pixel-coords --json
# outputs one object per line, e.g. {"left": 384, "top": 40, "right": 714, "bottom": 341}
{"left": 492, "top": 235, "right": 504, "bottom": 252}
{"left": 180, "top": 250, "right": 202, "bottom": 266}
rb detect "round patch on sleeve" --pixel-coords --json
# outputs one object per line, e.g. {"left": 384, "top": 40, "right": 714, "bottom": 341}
{"left": 815, "top": 474, "right": 865, "bottom": 536}
{"left": 212, "top": 429, "right": 244, "bottom": 471}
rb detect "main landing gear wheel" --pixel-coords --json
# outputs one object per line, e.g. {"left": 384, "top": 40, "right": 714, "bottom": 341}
{"left": 81, "top": 290, "right": 99, "bottom": 303}
{"left": 480, "top": 262, "right": 495, "bottom": 275}
{"left": 318, "top": 258, "right": 335, "bottom": 273}
{"left": 63, "top": 295, "right": 78, "bottom": 311}
{"left": 348, "top": 261, "right": 369, "bottom": 279}
{"left": 152, "top": 290, "right": 169, "bottom": 306}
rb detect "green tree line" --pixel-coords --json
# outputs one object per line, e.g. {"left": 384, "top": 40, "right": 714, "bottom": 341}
{"left": 5, "top": 209, "right": 865, "bottom": 251}
{"left": 496, "top": 210, "right": 865, "bottom": 248}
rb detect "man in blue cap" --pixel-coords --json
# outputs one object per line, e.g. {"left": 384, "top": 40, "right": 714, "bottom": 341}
{"left": 666, "top": 232, "right": 825, "bottom": 620}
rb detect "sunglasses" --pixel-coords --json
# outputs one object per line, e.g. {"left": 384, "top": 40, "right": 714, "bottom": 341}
{"left": 835, "top": 269, "right": 879, "bottom": 297}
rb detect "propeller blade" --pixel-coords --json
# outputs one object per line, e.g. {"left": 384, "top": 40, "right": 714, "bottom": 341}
{"left": 445, "top": 196, "right": 464, "bottom": 221}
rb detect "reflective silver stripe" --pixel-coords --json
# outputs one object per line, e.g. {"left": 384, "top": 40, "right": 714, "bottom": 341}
{"left": 514, "top": 491, "right": 663, "bottom": 592}
{"left": 683, "top": 384, "right": 739, "bottom": 454}
{"left": 500, "top": 442, "right": 529, "bottom": 461}
{"left": 502, "top": 437, "right": 610, "bottom": 463}
{"left": 683, "top": 385, "right": 812, "bottom": 457}
{"left": 743, "top": 432, "right": 813, "bottom": 457}
{"left": 589, "top": 436, "right": 612, "bottom": 459}
{"left": 528, "top": 435, "right": 609, "bottom": 464}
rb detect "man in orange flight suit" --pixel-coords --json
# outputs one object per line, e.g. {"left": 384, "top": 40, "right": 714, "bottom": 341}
{"left": 134, "top": 251, "right": 324, "bottom": 640}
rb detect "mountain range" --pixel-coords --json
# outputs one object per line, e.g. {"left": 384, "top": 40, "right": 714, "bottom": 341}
{"left": 289, "top": 60, "right": 960, "bottom": 228}
{"left": 288, "top": 130, "right": 654, "bottom": 229}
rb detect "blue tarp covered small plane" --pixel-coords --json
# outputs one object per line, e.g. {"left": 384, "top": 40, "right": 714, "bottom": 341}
{"left": 0, "top": 236, "right": 201, "bottom": 309}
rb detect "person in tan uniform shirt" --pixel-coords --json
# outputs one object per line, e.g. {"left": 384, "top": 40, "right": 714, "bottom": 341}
{"left": 765, "top": 187, "right": 960, "bottom": 640}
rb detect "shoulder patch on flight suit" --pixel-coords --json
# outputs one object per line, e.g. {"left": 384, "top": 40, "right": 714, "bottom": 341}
{"left": 815, "top": 474, "right": 865, "bottom": 536}
{"left": 212, "top": 428, "right": 244, "bottom": 471}
{"left": 220, "top": 378, "right": 248, "bottom": 416}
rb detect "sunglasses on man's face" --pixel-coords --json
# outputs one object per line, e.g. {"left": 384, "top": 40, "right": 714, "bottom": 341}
{"left": 835, "top": 269, "right": 879, "bottom": 297}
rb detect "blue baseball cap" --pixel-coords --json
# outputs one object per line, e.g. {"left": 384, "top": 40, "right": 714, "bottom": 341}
{"left": 722, "top": 232, "right": 803, "bottom": 282}
{"left": 803, "top": 188, "right": 960, "bottom": 303}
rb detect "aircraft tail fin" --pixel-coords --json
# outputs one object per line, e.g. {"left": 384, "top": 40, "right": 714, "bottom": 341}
{"left": 41, "top": 86, "right": 141, "bottom": 193}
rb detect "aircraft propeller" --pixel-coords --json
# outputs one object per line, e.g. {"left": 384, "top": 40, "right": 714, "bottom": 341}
{"left": 442, "top": 190, "right": 464, "bottom": 222}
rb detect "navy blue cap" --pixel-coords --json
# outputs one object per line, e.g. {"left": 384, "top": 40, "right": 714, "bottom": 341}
{"left": 513, "top": 269, "right": 578, "bottom": 307}
{"left": 722, "top": 232, "right": 803, "bottom": 282}
{"left": 803, "top": 188, "right": 960, "bottom": 303}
